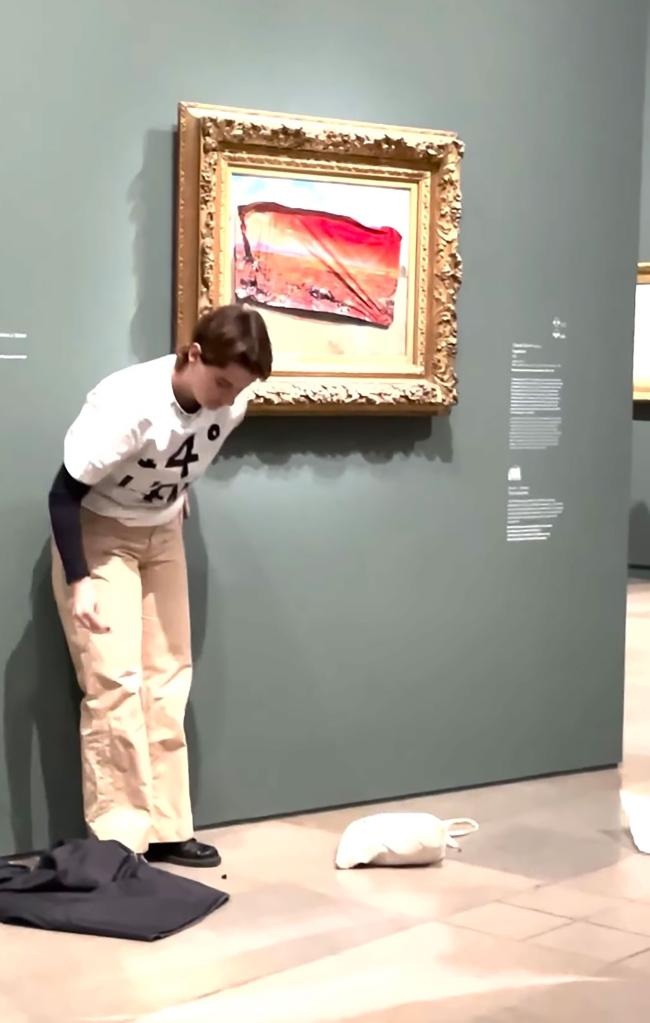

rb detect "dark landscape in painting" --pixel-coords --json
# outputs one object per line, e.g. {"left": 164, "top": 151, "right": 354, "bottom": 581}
{"left": 234, "top": 202, "right": 402, "bottom": 327}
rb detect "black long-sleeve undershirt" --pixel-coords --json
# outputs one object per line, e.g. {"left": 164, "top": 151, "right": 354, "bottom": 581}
{"left": 48, "top": 465, "right": 91, "bottom": 585}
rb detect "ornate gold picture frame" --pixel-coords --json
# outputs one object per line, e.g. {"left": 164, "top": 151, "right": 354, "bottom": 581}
{"left": 634, "top": 263, "right": 650, "bottom": 402}
{"left": 175, "top": 102, "right": 463, "bottom": 415}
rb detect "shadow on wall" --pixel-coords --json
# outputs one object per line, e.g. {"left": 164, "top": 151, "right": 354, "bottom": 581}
{"left": 129, "top": 128, "right": 175, "bottom": 364}
{"left": 3, "top": 546, "right": 85, "bottom": 853}
{"left": 629, "top": 501, "right": 650, "bottom": 568}
{"left": 211, "top": 413, "right": 453, "bottom": 481}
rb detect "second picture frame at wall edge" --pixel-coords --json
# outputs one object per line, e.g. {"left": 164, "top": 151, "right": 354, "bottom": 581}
{"left": 633, "top": 261, "right": 650, "bottom": 413}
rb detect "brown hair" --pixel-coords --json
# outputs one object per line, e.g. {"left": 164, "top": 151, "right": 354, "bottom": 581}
{"left": 176, "top": 305, "right": 272, "bottom": 380}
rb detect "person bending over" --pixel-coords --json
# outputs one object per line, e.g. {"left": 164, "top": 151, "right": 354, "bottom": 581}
{"left": 48, "top": 305, "right": 272, "bottom": 866}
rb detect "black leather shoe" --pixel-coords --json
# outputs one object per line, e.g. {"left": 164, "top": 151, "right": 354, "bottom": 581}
{"left": 145, "top": 839, "right": 221, "bottom": 868}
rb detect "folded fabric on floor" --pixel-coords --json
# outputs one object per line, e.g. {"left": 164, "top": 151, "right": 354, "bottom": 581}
{"left": 0, "top": 838, "right": 228, "bottom": 940}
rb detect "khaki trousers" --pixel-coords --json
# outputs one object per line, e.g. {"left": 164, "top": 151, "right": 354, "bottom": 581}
{"left": 52, "top": 509, "right": 194, "bottom": 853}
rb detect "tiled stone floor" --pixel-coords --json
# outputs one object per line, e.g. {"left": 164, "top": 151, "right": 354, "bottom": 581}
{"left": 3, "top": 580, "right": 650, "bottom": 1022}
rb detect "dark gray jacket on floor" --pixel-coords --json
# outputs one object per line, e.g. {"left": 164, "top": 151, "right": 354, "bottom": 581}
{"left": 0, "top": 838, "right": 228, "bottom": 940}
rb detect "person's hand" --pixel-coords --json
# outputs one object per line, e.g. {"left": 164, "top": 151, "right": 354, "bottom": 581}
{"left": 70, "top": 578, "right": 110, "bottom": 634}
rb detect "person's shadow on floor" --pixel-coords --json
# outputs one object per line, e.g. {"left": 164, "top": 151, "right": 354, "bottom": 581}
{"left": 3, "top": 545, "right": 84, "bottom": 854}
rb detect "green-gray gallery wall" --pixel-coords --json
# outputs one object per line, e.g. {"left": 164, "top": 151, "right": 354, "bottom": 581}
{"left": 0, "top": 0, "right": 645, "bottom": 854}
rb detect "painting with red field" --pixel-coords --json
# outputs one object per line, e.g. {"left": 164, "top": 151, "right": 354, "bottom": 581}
{"left": 230, "top": 173, "right": 410, "bottom": 332}
{"left": 235, "top": 202, "right": 402, "bottom": 327}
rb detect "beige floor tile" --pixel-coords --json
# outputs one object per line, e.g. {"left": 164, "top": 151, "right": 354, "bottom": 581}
{"left": 447, "top": 902, "right": 569, "bottom": 940}
{"left": 588, "top": 900, "right": 650, "bottom": 936}
{"left": 0, "top": 992, "right": 40, "bottom": 1023}
{"left": 531, "top": 921, "right": 650, "bottom": 962}
{"left": 483, "top": 976, "right": 650, "bottom": 1023}
{"left": 0, "top": 884, "right": 411, "bottom": 1022}
{"left": 155, "top": 859, "right": 259, "bottom": 894}
{"left": 314, "top": 856, "right": 539, "bottom": 921}
{"left": 201, "top": 818, "right": 340, "bottom": 886}
{"left": 134, "top": 920, "right": 602, "bottom": 1023}
{"left": 505, "top": 883, "right": 629, "bottom": 919}
{"left": 609, "top": 947, "right": 650, "bottom": 977}
{"left": 209, "top": 816, "right": 539, "bottom": 921}
{"left": 457, "top": 819, "right": 629, "bottom": 883}
{"left": 509, "top": 787, "right": 628, "bottom": 837}
{"left": 571, "top": 854, "right": 650, "bottom": 899}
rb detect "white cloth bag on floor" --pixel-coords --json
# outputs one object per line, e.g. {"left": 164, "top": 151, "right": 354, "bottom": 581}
{"left": 335, "top": 812, "right": 479, "bottom": 869}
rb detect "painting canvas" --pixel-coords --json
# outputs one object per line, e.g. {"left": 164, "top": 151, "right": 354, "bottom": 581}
{"left": 230, "top": 174, "right": 412, "bottom": 371}
{"left": 175, "top": 103, "right": 464, "bottom": 414}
